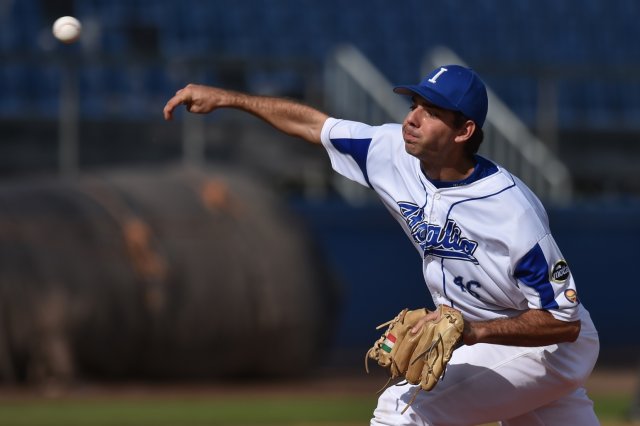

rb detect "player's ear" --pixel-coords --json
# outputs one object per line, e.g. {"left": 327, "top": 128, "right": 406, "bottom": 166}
{"left": 454, "top": 119, "right": 476, "bottom": 144}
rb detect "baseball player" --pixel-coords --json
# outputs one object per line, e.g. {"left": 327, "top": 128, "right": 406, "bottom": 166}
{"left": 163, "top": 65, "right": 599, "bottom": 425}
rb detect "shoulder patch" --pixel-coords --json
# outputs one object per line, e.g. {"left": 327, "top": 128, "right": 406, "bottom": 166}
{"left": 550, "top": 260, "right": 570, "bottom": 283}
{"left": 564, "top": 289, "right": 579, "bottom": 303}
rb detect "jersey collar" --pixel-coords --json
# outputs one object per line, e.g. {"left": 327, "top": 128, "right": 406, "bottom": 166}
{"left": 424, "top": 155, "right": 499, "bottom": 189}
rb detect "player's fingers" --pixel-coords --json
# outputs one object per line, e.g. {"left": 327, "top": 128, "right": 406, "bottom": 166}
{"left": 162, "top": 102, "right": 175, "bottom": 120}
{"left": 410, "top": 322, "right": 422, "bottom": 335}
{"left": 411, "top": 311, "right": 439, "bottom": 334}
{"left": 163, "top": 91, "right": 190, "bottom": 120}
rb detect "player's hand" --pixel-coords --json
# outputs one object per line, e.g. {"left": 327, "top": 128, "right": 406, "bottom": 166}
{"left": 163, "top": 84, "right": 226, "bottom": 120}
{"left": 410, "top": 309, "right": 440, "bottom": 334}
{"left": 409, "top": 306, "right": 475, "bottom": 346}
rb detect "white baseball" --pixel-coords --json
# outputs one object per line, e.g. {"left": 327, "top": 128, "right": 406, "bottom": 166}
{"left": 52, "top": 16, "right": 82, "bottom": 44}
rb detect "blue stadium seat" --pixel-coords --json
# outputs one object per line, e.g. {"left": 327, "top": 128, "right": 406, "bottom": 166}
{"left": 0, "top": 65, "right": 29, "bottom": 116}
{"left": 0, "top": 0, "right": 638, "bottom": 129}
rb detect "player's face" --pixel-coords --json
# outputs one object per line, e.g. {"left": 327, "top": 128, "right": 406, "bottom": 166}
{"left": 401, "top": 97, "right": 460, "bottom": 161}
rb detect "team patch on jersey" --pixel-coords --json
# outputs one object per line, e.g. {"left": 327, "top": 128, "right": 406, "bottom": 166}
{"left": 550, "top": 260, "right": 570, "bottom": 283}
{"left": 398, "top": 201, "right": 479, "bottom": 263}
{"left": 564, "top": 289, "right": 579, "bottom": 303}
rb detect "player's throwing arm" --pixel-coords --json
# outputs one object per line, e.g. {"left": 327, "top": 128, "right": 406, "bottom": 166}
{"left": 163, "top": 84, "right": 328, "bottom": 144}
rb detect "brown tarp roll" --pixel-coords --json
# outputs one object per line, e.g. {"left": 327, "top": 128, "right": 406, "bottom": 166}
{"left": 0, "top": 166, "right": 340, "bottom": 383}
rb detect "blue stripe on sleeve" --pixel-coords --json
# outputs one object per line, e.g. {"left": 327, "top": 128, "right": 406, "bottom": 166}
{"left": 329, "top": 138, "right": 372, "bottom": 187}
{"left": 514, "top": 244, "right": 559, "bottom": 310}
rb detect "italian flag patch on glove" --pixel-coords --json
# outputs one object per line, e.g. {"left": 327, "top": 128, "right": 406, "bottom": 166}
{"left": 382, "top": 334, "right": 397, "bottom": 353}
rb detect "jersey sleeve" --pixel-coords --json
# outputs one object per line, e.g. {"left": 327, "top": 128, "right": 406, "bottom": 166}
{"left": 513, "top": 234, "right": 581, "bottom": 322}
{"left": 320, "top": 118, "right": 377, "bottom": 187}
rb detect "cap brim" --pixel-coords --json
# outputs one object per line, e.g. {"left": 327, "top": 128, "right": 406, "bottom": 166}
{"left": 393, "top": 85, "right": 458, "bottom": 113}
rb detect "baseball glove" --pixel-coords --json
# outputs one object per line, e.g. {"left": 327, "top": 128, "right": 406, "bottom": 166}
{"left": 365, "top": 305, "right": 464, "bottom": 409}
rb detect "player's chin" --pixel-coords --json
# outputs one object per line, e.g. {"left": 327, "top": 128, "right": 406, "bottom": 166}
{"left": 403, "top": 138, "right": 420, "bottom": 156}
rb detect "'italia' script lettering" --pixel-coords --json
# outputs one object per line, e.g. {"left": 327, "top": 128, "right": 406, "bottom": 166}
{"left": 398, "top": 201, "right": 478, "bottom": 263}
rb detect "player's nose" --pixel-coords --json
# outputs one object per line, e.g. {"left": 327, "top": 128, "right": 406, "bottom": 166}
{"left": 404, "top": 108, "right": 420, "bottom": 128}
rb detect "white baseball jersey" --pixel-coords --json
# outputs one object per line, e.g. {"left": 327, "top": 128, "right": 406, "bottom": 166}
{"left": 320, "top": 117, "right": 600, "bottom": 424}
{"left": 320, "top": 117, "right": 585, "bottom": 323}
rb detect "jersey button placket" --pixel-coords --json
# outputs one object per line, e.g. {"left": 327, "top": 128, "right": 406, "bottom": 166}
{"left": 429, "top": 192, "right": 440, "bottom": 222}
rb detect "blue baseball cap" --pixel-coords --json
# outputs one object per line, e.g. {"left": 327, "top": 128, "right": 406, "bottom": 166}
{"left": 393, "top": 65, "right": 488, "bottom": 128}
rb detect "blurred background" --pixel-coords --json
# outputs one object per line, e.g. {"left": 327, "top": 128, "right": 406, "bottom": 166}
{"left": 0, "top": 0, "right": 639, "bottom": 398}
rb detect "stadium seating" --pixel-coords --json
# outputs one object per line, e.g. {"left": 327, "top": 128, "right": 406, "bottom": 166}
{"left": 1, "top": 0, "right": 638, "bottom": 130}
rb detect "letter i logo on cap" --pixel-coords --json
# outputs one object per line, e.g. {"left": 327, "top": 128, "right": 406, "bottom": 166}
{"left": 428, "top": 67, "right": 448, "bottom": 84}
